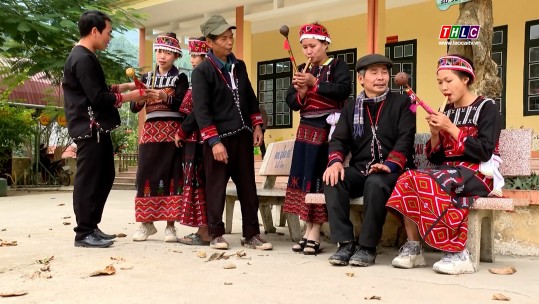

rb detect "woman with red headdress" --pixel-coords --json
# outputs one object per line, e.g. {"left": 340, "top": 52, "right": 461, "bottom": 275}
{"left": 175, "top": 37, "right": 212, "bottom": 245}
{"left": 283, "top": 23, "right": 351, "bottom": 255}
{"left": 386, "top": 54, "right": 502, "bottom": 274}
{"left": 130, "top": 33, "right": 189, "bottom": 243}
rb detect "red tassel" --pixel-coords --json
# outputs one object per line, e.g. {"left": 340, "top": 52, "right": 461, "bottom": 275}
{"left": 283, "top": 39, "right": 290, "bottom": 50}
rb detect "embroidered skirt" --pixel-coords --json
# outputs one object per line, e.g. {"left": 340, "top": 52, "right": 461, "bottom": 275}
{"left": 135, "top": 120, "right": 183, "bottom": 222}
{"left": 178, "top": 135, "right": 207, "bottom": 227}
{"left": 283, "top": 117, "right": 329, "bottom": 223}
{"left": 386, "top": 163, "right": 492, "bottom": 252}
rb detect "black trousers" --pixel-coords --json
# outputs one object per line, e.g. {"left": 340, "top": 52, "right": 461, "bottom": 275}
{"left": 203, "top": 130, "right": 260, "bottom": 238}
{"left": 324, "top": 166, "right": 400, "bottom": 247}
{"left": 72, "top": 132, "right": 115, "bottom": 240}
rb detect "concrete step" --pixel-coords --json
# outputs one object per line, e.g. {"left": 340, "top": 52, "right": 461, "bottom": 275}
{"left": 112, "top": 183, "right": 136, "bottom": 190}
{"left": 117, "top": 172, "right": 136, "bottom": 178}
{"left": 114, "top": 177, "right": 136, "bottom": 184}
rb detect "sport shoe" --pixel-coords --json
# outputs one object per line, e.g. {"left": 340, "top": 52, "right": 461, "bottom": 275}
{"left": 164, "top": 226, "right": 178, "bottom": 242}
{"left": 328, "top": 242, "right": 356, "bottom": 266}
{"left": 210, "top": 236, "right": 230, "bottom": 250}
{"left": 349, "top": 247, "right": 377, "bottom": 267}
{"left": 392, "top": 241, "right": 427, "bottom": 269}
{"left": 132, "top": 222, "right": 157, "bottom": 241}
{"left": 241, "top": 234, "right": 273, "bottom": 250}
{"left": 432, "top": 249, "right": 475, "bottom": 275}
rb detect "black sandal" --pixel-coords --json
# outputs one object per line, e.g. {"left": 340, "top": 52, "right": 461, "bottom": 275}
{"left": 303, "top": 240, "right": 321, "bottom": 255}
{"left": 292, "top": 238, "right": 308, "bottom": 252}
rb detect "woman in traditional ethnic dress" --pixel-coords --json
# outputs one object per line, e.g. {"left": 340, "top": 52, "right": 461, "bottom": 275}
{"left": 130, "top": 33, "right": 189, "bottom": 242}
{"left": 283, "top": 23, "right": 351, "bottom": 255}
{"left": 175, "top": 37, "right": 212, "bottom": 246}
{"left": 386, "top": 54, "right": 502, "bottom": 274}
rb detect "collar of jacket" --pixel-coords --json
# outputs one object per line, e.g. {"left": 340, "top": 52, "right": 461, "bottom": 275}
{"left": 207, "top": 50, "right": 238, "bottom": 72}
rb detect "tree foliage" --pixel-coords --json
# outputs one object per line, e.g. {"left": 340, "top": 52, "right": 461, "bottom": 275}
{"left": 0, "top": 0, "right": 144, "bottom": 85}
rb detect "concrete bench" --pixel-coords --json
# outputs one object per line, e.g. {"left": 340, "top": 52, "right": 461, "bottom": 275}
{"left": 305, "top": 129, "right": 533, "bottom": 271}
{"left": 225, "top": 140, "right": 304, "bottom": 242}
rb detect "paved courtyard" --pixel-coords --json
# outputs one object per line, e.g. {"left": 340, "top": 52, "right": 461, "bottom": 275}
{"left": 1, "top": 189, "right": 538, "bottom": 303}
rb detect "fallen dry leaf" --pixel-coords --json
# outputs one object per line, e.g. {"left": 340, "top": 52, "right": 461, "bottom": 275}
{"left": 492, "top": 293, "right": 511, "bottom": 301}
{"left": 0, "top": 240, "right": 17, "bottom": 247}
{"left": 120, "top": 266, "right": 134, "bottom": 270}
{"left": 489, "top": 266, "right": 517, "bottom": 275}
{"left": 223, "top": 263, "right": 236, "bottom": 269}
{"left": 62, "top": 222, "right": 71, "bottom": 225}
{"left": 1, "top": 228, "right": 6, "bottom": 231}
{"left": 236, "top": 250, "right": 246, "bottom": 258}
{"left": 37, "top": 256, "right": 54, "bottom": 264}
{"left": 0, "top": 290, "right": 27, "bottom": 297}
{"left": 57, "top": 203, "right": 65, "bottom": 206}
{"left": 345, "top": 272, "right": 355, "bottom": 277}
{"left": 116, "top": 233, "right": 127, "bottom": 238}
{"left": 207, "top": 252, "right": 226, "bottom": 262}
{"left": 196, "top": 250, "right": 207, "bottom": 258}
{"left": 29, "top": 271, "right": 41, "bottom": 280}
{"left": 364, "top": 295, "right": 382, "bottom": 300}
{"left": 172, "top": 250, "right": 182, "bottom": 253}
{"left": 89, "top": 265, "right": 116, "bottom": 277}
{"left": 29, "top": 270, "right": 52, "bottom": 279}
{"left": 62, "top": 216, "right": 71, "bottom": 219}
{"left": 224, "top": 282, "right": 233, "bottom": 285}
{"left": 40, "top": 265, "right": 50, "bottom": 272}
{"left": 27, "top": 234, "right": 31, "bottom": 238}
{"left": 110, "top": 257, "right": 125, "bottom": 262}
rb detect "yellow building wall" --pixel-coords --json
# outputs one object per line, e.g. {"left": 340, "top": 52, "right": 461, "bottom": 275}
{"left": 251, "top": 15, "right": 368, "bottom": 144}
{"left": 249, "top": 0, "right": 539, "bottom": 141}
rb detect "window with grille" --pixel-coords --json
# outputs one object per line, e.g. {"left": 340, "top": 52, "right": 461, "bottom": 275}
{"left": 524, "top": 20, "right": 539, "bottom": 116}
{"left": 492, "top": 25, "right": 507, "bottom": 127}
{"left": 256, "top": 48, "right": 357, "bottom": 129}
{"left": 385, "top": 40, "right": 417, "bottom": 95}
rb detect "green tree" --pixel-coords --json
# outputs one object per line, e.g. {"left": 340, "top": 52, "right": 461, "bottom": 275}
{"left": 0, "top": 0, "right": 143, "bottom": 85}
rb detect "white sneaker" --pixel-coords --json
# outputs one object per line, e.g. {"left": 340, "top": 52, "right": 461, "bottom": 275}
{"left": 164, "top": 226, "right": 178, "bottom": 243}
{"left": 132, "top": 222, "right": 157, "bottom": 241}
{"left": 433, "top": 249, "right": 475, "bottom": 275}
{"left": 392, "top": 241, "right": 427, "bottom": 269}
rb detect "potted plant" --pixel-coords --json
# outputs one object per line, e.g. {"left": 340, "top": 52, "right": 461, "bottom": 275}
{"left": 504, "top": 173, "right": 539, "bottom": 205}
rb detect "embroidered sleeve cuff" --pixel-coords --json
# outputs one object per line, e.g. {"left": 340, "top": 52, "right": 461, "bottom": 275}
{"left": 309, "top": 79, "right": 320, "bottom": 93}
{"left": 296, "top": 92, "right": 305, "bottom": 106}
{"left": 208, "top": 136, "right": 221, "bottom": 147}
{"left": 250, "top": 113, "right": 263, "bottom": 127}
{"left": 426, "top": 139, "right": 442, "bottom": 157}
{"left": 386, "top": 151, "right": 407, "bottom": 170}
{"left": 444, "top": 130, "right": 466, "bottom": 157}
{"left": 110, "top": 84, "right": 119, "bottom": 93}
{"left": 328, "top": 151, "right": 344, "bottom": 167}
{"left": 114, "top": 93, "right": 123, "bottom": 108}
{"left": 176, "top": 127, "right": 187, "bottom": 141}
{"left": 200, "top": 125, "right": 219, "bottom": 141}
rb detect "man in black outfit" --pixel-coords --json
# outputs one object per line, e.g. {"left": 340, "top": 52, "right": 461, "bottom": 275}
{"left": 63, "top": 11, "right": 145, "bottom": 248}
{"left": 323, "top": 54, "right": 416, "bottom": 266}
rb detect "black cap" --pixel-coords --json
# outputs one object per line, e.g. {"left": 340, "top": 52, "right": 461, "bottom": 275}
{"left": 355, "top": 54, "right": 393, "bottom": 72}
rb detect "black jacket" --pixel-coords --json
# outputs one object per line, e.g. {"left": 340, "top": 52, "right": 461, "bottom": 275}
{"left": 328, "top": 91, "right": 416, "bottom": 174}
{"left": 191, "top": 51, "right": 261, "bottom": 144}
{"left": 63, "top": 45, "right": 120, "bottom": 140}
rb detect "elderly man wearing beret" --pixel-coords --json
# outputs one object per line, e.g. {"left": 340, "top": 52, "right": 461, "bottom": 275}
{"left": 322, "top": 54, "right": 416, "bottom": 266}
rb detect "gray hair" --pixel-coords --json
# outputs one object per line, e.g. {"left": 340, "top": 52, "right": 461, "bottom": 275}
{"left": 357, "top": 69, "right": 366, "bottom": 77}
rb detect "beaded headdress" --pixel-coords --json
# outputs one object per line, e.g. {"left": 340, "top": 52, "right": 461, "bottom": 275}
{"left": 437, "top": 55, "right": 475, "bottom": 80}
{"left": 188, "top": 38, "right": 210, "bottom": 55}
{"left": 153, "top": 35, "right": 182, "bottom": 55}
{"left": 299, "top": 23, "right": 331, "bottom": 44}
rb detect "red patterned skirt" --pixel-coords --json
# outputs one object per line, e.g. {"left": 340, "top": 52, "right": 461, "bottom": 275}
{"left": 135, "top": 120, "right": 183, "bottom": 222}
{"left": 283, "top": 117, "right": 329, "bottom": 223}
{"left": 178, "top": 137, "right": 207, "bottom": 227}
{"left": 386, "top": 164, "right": 492, "bottom": 252}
